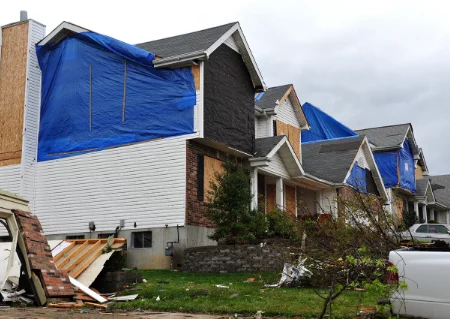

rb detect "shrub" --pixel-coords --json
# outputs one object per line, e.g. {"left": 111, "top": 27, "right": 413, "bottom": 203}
{"left": 266, "top": 208, "right": 300, "bottom": 240}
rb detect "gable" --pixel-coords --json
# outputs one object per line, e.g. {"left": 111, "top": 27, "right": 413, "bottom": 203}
{"left": 275, "top": 95, "right": 300, "bottom": 128}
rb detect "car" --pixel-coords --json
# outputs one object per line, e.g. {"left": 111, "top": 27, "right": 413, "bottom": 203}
{"left": 400, "top": 223, "right": 450, "bottom": 244}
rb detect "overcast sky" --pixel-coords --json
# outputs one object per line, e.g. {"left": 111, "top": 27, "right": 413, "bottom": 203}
{"left": 2, "top": 1, "right": 450, "bottom": 174}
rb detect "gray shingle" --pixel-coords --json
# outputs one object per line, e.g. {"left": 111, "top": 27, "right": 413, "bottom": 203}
{"left": 355, "top": 124, "right": 410, "bottom": 148}
{"left": 136, "top": 22, "right": 237, "bottom": 58}
{"left": 429, "top": 175, "right": 450, "bottom": 207}
{"left": 302, "top": 136, "right": 364, "bottom": 183}
{"left": 415, "top": 178, "right": 429, "bottom": 197}
{"left": 255, "top": 85, "right": 292, "bottom": 109}
{"left": 254, "top": 136, "right": 285, "bottom": 157}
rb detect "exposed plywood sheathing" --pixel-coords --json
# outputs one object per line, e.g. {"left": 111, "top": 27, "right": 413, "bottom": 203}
{"left": 395, "top": 196, "right": 404, "bottom": 222}
{"left": 276, "top": 120, "right": 300, "bottom": 160}
{"left": 0, "top": 22, "right": 29, "bottom": 166}
{"left": 192, "top": 65, "right": 200, "bottom": 90}
{"left": 285, "top": 185, "right": 296, "bottom": 215}
{"left": 267, "top": 184, "right": 276, "bottom": 212}
{"left": 203, "top": 155, "right": 224, "bottom": 202}
{"left": 415, "top": 166, "right": 423, "bottom": 180}
{"left": 53, "top": 238, "right": 126, "bottom": 279}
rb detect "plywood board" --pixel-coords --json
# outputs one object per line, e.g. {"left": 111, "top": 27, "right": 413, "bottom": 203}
{"left": 276, "top": 120, "right": 300, "bottom": 160}
{"left": 285, "top": 185, "right": 296, "bottom": 215}
{"left": 415, "top": 166, "right": 423, "bottom": 180}
{"left": 192, "top": 65, "right": 200, "bottom": 90}
{"left": 0, "top": 22, "right": 29, "bottom": 166}
{"left": 203, "top": 156, "right": 224, "bottom": 202}
{"left": 267, "top": 184, "right": 277, "bottom": 213}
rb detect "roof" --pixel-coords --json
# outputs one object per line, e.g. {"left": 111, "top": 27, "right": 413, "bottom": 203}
{"left": 429, "top": 175, "right": 450, "bottom": 207}
{"left": 355, "top": 124, "right": 411, "bottom": 149}
{"left": 254, "top": 136, "right": 285, "bottom": 157}
{"left": 301, "top": 136, "right": 364, "bottom": 183}
{"left": 255, "top": 85, "right": 292, "bottom": 109}
{"left": 136, "top": 22, "right": 236, "bottom": 58}
{"left": 415, "top": 178, "right": 430, "bottom": 197}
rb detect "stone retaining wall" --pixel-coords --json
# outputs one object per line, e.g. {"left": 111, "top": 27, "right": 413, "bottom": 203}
{"left": 183, "top": 245, "right": 297, "bottom": 273}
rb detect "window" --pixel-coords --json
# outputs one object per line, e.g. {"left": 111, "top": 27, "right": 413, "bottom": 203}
{"left": 273, "top": 120, "right": 277, "bottom": 136}
{"left": 416, "top": 225, "right": 427, "bottom": 233}
{"left": 428, "top": 225, "right": 449, "bottom": 234}
{"left": 66, "top": 235, "right": 85, "bottom": 240}
{"left": 132, "top": 231, "right": 152, "bottom": 248}
{"left": 98, "top": 233, "right": 114, "bottom": 239}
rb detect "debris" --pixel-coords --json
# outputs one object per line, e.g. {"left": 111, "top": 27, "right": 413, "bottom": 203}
{"left": 256, "top": 310, "right": 264, "bottom": 319}
{"left": 265, "top": 258, "right": 312, "bottom": 288}
{"left": 85, "top": 301, "right": 108, "bottom": 309}
{"left": 142, "top": 279, "right": 147, "bottom": 283}
{"left": 80, "top": 309, "right": 89, "bottom": 314}
{"left": 244, "top": 278, "right": 255, "bottom": 283}
{"left": 48, "top": 302, "right": 84, "bottom": 308}
{"left": 0, "top": 289, "right": 33, "bottom": 304}
{"left": 69, "top": 276, "right": 107, "bottom": 303}
{"left": 74, "top": 293, "right": 96, "bottom": 302}
{"left": 229, "top": 293, "right": 239, "bottom": 299}
{"left": 214, "top": 285, "right": 229, "bottom": 289}
{"left": 108, "top": 294, "right": 139, "bottom": 301}
{"left": 156, "top": 296, "right": 160, "bottom": 301}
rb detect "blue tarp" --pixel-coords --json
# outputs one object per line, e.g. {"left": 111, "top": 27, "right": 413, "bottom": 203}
{"left": 301, "top": 102, "right": 358, "bottom": 143}
{"left": 399, "top": 140, "right": 416, "bottom": 192}
{"left": 373, "top": 140, "right": 416, "bottom": 192}
{"left": 36, "top": 32, "right": 196, "bottom": 161}
{"left": 347, "top": 162, "right": 367, "bottom": 193}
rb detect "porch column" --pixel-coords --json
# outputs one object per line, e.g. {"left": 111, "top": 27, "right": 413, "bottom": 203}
{"left": 430, "top": 208, "right": 435, "bottom": 221}
{"left": 421, "top": 204, "right": 428, "bottom": 223}
{"left": 276, "top": 177, "right": 284, "bottom": 209}
{"left": 414, "top": 201, "right": 419, "bottom": 221}
{"left": 250, "top": 168, "right": 258, "bottom": 211}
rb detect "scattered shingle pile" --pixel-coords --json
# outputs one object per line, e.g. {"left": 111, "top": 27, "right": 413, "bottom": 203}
{"left": 12, "top": 209, "right": 74, "bottom": 297}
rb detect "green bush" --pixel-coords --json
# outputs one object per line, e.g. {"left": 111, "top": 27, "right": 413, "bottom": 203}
{"left": 266, "top": 209, "right": 299, "bottom": 240}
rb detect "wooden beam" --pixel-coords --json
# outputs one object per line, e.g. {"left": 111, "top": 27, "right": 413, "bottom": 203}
{"left": 65, "top": 241, "right": 105, "bottom": 273}
{"left": 278, "top": 85, "right": 293, "bottom": 105}
{"left": 70, "top": 244, "right": 104, "bottom": 278}
{"left": 56, "top": 241, "right": 89, "bottom": 269}
{"left": 53, "top": 241, "right": 75, "bottom": 263}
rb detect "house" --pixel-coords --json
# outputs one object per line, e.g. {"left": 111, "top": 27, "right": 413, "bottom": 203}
{"left": 355, "top": 124, "right": 447, "bottom": 223}
{"left": 420, "top": 175, "right": 450, "bottom": 224}
{"left": 251, "top": 87, "right": 387, "bottom": 218}
{"left": 0, "top": 18, "right": 268, "bottom": 268}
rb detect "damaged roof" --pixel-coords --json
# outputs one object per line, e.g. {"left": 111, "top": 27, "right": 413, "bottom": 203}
{"left": 355, "top": 124, "right": 410, "bottom": 149}
{"left": 254, "top": 136, "right": 285, "bottom": 157}
{"left": 136, "top": 22, "right": 237, "bottom": 58}
{"left": 429, "top": 175, "right": 450, "bottom": 207}
{"left": 255, "top": 84, "right": 292, "bottom": 109}
{"left": 302, "top": 136, "right": 364, "bottom": 183}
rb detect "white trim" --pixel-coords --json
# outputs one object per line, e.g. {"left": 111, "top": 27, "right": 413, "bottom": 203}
{"left": 267, "top": 136, "right": 288, "bottom": 158}
{"left": 38, "top": 21, "right": 89, "bottom": 46}
{"left": 205, "top": 24, "right": 239, "bottom": 58}
{"left": 199, "top": 61, "right": 205, "bottom": 138}
{"left": 264, "top": 136, "right": 304, "bottom": 176}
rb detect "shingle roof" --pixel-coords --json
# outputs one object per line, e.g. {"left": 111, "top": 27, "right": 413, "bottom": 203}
{"left": 429, "top": 175, "right": 450, "bottom": 207}
{"left": 255, "top": 85, "right": 292, "bottom": 109}
{"left": 415, "top": 178, "right": 430, "bottom": 197}
{"left": 254, "top": 136, "right": 285, "bottom": 157}
{"left": 355, "top": 124, "right": 410, "bottom": 149}
{"left": 302, "top": 136, "right": 364, "bottom": 183}
{"left": 136, "top": 22, "right": 237, "bottom": 58}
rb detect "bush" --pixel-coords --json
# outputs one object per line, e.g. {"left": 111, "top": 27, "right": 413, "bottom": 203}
{"left": 266, "top": 209, "right": 300, "bottom": 240}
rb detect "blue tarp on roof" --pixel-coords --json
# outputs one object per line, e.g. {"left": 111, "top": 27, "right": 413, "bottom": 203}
{"left": 347, "top": 162, "right": 368, "bottom": 193}
{"left": 373, "top": 140, "right": 416, "bottom": 192}
{"left": 301, "top": 102, "right": 358, "bottom": 143}
{"left": 36, "top": 32, "right": 196, "bottom": 162}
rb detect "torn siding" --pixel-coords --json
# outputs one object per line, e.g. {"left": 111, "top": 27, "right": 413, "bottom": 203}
{"left": 33, "top": 135, "right": 191, "bottom": 235}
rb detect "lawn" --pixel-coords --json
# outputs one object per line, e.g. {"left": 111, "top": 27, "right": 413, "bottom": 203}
{"left": 112, "top": 270, "right": 380, "bottom": 318}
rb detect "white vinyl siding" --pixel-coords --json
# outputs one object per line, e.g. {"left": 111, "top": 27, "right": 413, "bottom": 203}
{"left": 224, "top": 35, "right": 239, "bottom": 53}
{"left": 20, "top": 20, "right": 46, "bottom": 207}
{"left": 274, "top": 97, "right": 300, "bottom": 128}
{"left": 259, "top": 153, "right": 290, "bottom": 179}
{"left": 354, "top": 148, "right": 370, "bottom": 170}
{"left": 33, "top": 135, "right": 191, "bottom": 235}
{"left": 0, "top": 165, "right": 21, "bottom": 195}
{"left": 255, "top": 117, "right": 271, "bottom": 138}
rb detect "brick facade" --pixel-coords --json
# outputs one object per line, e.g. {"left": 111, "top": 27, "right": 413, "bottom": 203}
{"left": 186, "top": 141, "right": 245, "bottom": 227}
{"left": 13, "top": 210, "right": 74, "bottom": 297}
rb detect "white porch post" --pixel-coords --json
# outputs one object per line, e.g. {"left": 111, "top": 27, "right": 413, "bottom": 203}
{"left": 250, "top": 168, "right": 258, "bottom": 211}
{"left": 414, "top": 201, "right": 419, "bottom": 220}
{"left": 421, "top": 204, "right": 428, "bottom": 223}
{"left": 276, "top": 177, "right": 284, "bottom": 209}
{"left": 430, "top": 208, "right": 435, "bottom": 221}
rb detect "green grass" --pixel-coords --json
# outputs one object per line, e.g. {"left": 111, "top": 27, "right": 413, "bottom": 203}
{"left": 112, "top": 270, "right": 380, "bottom": 318}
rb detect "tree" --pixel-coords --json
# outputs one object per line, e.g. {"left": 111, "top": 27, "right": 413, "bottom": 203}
{"left": 205, "top": 161, "right": 267, "bottom": 244}
{"left": 299, "top": 188, "right": 403, "bottom": 318}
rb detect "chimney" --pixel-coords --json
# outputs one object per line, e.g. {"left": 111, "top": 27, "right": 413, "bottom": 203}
{"left": 20, "top": 11, "right": 28, "bottom": 21}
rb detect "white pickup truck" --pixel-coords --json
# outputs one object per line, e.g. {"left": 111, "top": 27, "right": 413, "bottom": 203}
{"left": 389, "top": 248, "right": 450, "bottom": 319}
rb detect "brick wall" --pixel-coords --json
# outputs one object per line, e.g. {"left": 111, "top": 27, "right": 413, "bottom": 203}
{"left": 338, "top": 186, "right": 383, "bottom": 214}
{"left": 186, "top": 141, "right": 248, "bottom": 227}
{"left": 183, "top": 245, "right": 299, "bottom": 273}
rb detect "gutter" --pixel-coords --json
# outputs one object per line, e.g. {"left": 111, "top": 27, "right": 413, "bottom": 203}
{"left": 153, "top": 51, "right": 208, "bottom": 68}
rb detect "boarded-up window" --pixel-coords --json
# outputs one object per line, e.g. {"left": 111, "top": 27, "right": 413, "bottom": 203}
{"left": 198, "top": 156, "right": 224, "bottom": 202}
{"left": 275, "top": 120, "right": 300, "bottom": 160}
{"left": 267, "top": 184, "right": 277, "bottom": 213}
{"left": 285, "top": 185, "right": 296, "bottom": 216}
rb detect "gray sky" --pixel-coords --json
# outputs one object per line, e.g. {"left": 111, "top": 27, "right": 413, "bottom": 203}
{"left": 2, "top": 0, "right": 450, "bottom": 174}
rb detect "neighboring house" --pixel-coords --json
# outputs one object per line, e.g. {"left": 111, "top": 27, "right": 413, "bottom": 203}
{"left": 414, "top": 178, "right": 447, "bottom": 223}
{"left": 355, "top": 124, "right": 446, "bottom": 223}
{"left": 0, "top": 19, "right": 266, "bottom": 268}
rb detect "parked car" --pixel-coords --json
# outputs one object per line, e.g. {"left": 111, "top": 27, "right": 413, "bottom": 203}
{"left": 389, "top": 247, "right": 450, "bottom": 319}
{"left": 400, "top": 223, "right": 450, "bottom": 244}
